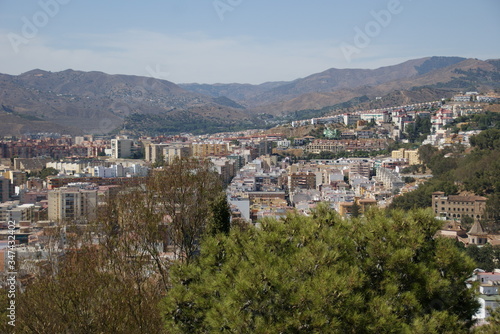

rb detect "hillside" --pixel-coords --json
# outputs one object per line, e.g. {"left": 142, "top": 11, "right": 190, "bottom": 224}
{"left": 0, "top": 57, "right": 499, "bottom": 136}
{"left": 249, "top": 58, "right": 500, "bottom": 115}
{"left": 182, "top": 57, "right": 467, "bottom": 107}
{"left": 0, "top": 69, "right": 246, "bottom": 135}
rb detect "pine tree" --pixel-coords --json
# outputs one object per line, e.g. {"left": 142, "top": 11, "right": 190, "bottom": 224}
{"left": 162, "top": 206, "right": 479, "bottom": 333}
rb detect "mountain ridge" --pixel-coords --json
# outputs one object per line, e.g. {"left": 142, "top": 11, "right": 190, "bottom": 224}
{"left": 0, "top": 56, "right": 498, "bottom": 136}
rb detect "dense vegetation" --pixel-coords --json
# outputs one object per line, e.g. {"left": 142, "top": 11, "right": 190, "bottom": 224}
{"left": 163, "top": 206, "right": 478, "bottom": 333}
{"left": 124, "top": 112, "right": 267, "bottom": 135}
{"left": 403, "top": 115, "right": 432, "bottom": 143}
{"left": 391, "top": 129, "right": 500, "bottom": 232}
{"left": 1, "top": 158, "right": 228, "bottom": 333}
{"left": 446, "top": 111, "right": 500, "bottom": 133}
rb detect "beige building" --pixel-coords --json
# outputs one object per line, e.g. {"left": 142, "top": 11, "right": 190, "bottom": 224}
{"left": 304, "top": 140, "right": 345, "bottom": 154}
{"left": 192, "top": 142, "right": 230, "bottom": 158}
{"left": 432, "top": 192, "right": 487, "bottom": 221}
{"left": 111, "top": 139, "right": 133, "bottom": 159}
{"left": 144, "top": 143, "right": 192, "bottom": 164}
{"left": 48, "top": 187, "right": 98, "bottom": 222}
{"left": 164, "top": 145, "right": 192, "bottom": 164}
{"left": 391, "top": 148, "right": 421, "bottom": 165}
{"left": 144, "top": 143, "right": 169, "bottom": 163}
{"left": 3, "top": 170, "right": 27, "bottom": 187}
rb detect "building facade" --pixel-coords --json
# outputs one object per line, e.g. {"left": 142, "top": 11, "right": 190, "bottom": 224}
{"left": 48, "top": 187, "right": 98, "bottom": 222}
{"left": 111, "top": 139, "right": 133, "bottom": 159}
{"left": 432, "top": 192, "right": 487, "bottom": 221}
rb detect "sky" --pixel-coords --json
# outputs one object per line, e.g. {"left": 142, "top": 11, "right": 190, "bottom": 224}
{"left": 0, "top": 0, "right": 499, "bottom": 84}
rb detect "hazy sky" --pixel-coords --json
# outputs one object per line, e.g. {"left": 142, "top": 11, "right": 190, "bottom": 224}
{"left": 1, "top": 0, "right": 499, "bottom": 84}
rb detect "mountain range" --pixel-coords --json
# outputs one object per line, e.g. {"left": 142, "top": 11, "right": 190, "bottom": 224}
{"left": 0, "top": 56, "right": 499, "bottom": 136}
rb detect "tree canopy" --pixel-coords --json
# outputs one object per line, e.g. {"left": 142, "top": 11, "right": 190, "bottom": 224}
{"left": 162, "top": 206, "right": 479, "bottom": 333}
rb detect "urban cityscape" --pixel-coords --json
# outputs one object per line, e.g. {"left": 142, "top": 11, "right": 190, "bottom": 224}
{"left": 1, "top": 0, "right": 500, "bottom": 332}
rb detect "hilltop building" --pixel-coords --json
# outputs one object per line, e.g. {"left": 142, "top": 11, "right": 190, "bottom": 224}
{"left": 432, "top": 192, "right": 487, "bottom": 221}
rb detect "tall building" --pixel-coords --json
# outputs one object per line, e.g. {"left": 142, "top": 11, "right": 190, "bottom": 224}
{"left": 288, "top": 172, "right": 316, "bottom": 192}
{"left": 144, "top": 143, "right": 169, "bottom": 163}
{"left": 3, "top": 170, "right": 27, "bottom": 187}
{"left": 0, "top": 177, "right": 11, "bottom": 203}
{"left": 48, "top": 187, "right": 98, "bottom": 222}
{"left": 111, "top": 139, "right": 133, "bottom": 159}
{"left": 144, "top": 143, "right": 192, "bottom": 164}
{"left": 164, "top": 145, "right": 192, "bottom": 164}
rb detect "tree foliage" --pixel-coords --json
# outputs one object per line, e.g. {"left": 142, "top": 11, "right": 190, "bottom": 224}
{"left": 470, "top": 128, "right": 500, "bottom": 151}
{"left": 162, "top": 206, "right": 478, "bottom": 333}
{"left": 465, "top": 244, "right": 500, "bottom": 272}
{"left": 148, "top": 157, "right": 224, "bottom": 262}
{"left": 207, "top": 192, "right": 231, "bottom": 236}
{"left": 393, "top": 130, "right": 500, "bottom": 224}
{"left": 7, "top": 157, "right": 229, "bottom": 333}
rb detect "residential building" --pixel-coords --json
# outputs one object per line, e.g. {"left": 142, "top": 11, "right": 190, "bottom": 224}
{"left": 391, "top": 148, "right": 421, "bottom": 165}
{"left": 376, "top": 167, "right": 404, "bottom": 191}
{"left": 288, "top": 172, "right": 316, "bottom": 192}
{"left": 144, "top": 143, "right": 170, "bottom": 163}
{"left": 2, "top": 170, "right": 27, "bottom": 187}
{"left": 110, "top": 139, "right": 133, "bottom": 159}
{"left": 48, "top": 187, "right": 98, "bottom": 222}
{"left": 343, "top": 113, "right": 361, "bottom": 126}
{"left": 358, "top": 110, "right": 389, "bottom": 123}
{"left": 0, "top": 177, "right": 11, "bottom": 203}
{"left": 0, "top": 202, "right": 35, "bottom": 223}
{"left": 305, "top": 140, "right": 345, "bottom": 154}
{"left": 471, "top": 271, "right": 500, "bottom": 324}
{"left": 192, "top": 142, "right": 230, "bottom": 158}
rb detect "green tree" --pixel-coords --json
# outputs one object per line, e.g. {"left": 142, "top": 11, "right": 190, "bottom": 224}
{"left": 148, "top": 157, "right": 224, "bottom": 262}
{"left": 162, "top": 206, "right": 479, "bottom": 333}
{"left": 466, "top": 244, "right": 497, "bottom": 272}
{"left": 207, "top": 192, "right": 231, "bottom": 236}
{"left": 152, "top": 154, "right": 166, "bottom": 168}
{"left": 351, "top": 200, "right": 361, "bottom": 218}
{"left": 470, "top": 129, "right": 500, "bottom": 150}
{"left": 39, "top": 167, "right": 58, "bottom": 179}
{"left": 418, "top": 144, "right": 439, "bottom": 167}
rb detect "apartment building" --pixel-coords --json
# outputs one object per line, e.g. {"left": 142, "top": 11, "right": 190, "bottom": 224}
{"left": 110, "top": 139, "right": 133, "bottom": 159}
{"left": 288, "top": 172, "right": 317, "bottom": 192}
{"left": 192, "top": 142, "right": 230, "bottom": 158}
{"left": 0, "top": 177, "right": 11, "bottom": 203}
{"left": 391, "top": 148, "right": 421, "bottom": 165}
{"left": 48, "top": 187, "right": 98, "bottom": 222}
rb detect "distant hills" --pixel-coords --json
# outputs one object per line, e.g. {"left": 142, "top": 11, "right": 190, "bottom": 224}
{"left": 0, "top": 56, "right": 499, "bottom": 136}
